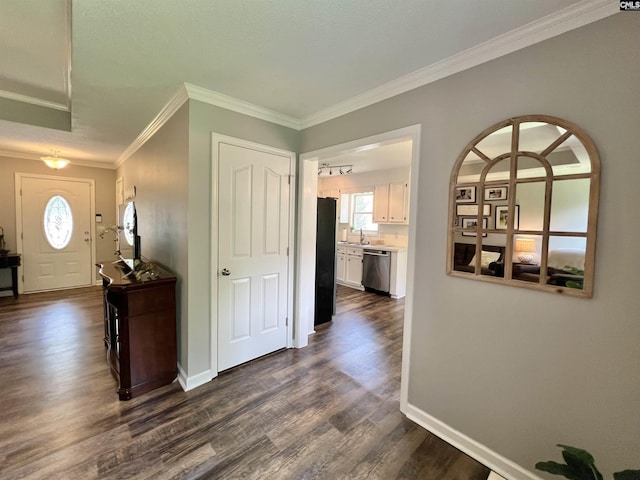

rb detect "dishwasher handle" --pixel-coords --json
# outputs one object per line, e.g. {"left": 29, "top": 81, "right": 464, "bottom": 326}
{"left": 363, "top": 250, "right": 390, "bottom": 257}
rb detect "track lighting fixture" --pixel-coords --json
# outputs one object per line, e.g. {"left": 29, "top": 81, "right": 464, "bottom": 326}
{"left": 318, "top": 162, "right": 353, "bottom": 176}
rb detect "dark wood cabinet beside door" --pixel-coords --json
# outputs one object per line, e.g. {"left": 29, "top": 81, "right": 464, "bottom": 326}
{"left": 97, "top": 261, "right": 177, "bottom": 400}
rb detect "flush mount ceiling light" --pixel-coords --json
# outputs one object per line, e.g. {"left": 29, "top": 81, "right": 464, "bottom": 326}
{"left": 318, "top": 162, "right": 353, "bottom": 176}
{"left": 41, "top": 150, "right": 70, "bottom": 169}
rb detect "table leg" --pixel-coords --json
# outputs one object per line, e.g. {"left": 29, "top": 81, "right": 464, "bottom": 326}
{"left": 11, "top": 266, "right": 18, "bottom": 298}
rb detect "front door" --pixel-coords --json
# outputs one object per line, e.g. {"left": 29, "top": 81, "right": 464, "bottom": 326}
{"left": 216, "top": 138, "right": 292, "bottom": 371}
{"left": 19, "top": 175, "right": 93, "bottom": 292}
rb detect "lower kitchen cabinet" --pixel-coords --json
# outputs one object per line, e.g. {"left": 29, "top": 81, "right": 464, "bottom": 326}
{"left": 389, "top": 250, "right": 408, "bottom": 299}
{"left": 337, "top": 245, "right": 364, "bottom": 290}
{"left": 336, "top": 251, "right": 345, "bottom": 282}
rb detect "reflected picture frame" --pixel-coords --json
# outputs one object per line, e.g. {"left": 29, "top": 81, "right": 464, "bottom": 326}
{"left": 495, "top": 205, "right": 519, "bottom": 230}
{"left": 461, "top": 217, "right": 488, "bottom": 237}
{"left": 456, "top": 204, "right": 490, "bottom": 216}
{"left": 484, "top": 186, "right": 508, "bottom": 201}
{"left": 455, "top": 186, "right": 476, "bottom": 203}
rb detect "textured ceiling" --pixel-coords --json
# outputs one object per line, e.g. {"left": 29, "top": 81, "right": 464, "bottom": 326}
{"left": 0, "top": 0, "right": 613, "bottom": 168}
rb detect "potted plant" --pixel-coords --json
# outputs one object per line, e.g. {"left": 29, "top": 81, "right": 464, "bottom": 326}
{"left": 536, "top": 445, "right": 640, "bottom": 480}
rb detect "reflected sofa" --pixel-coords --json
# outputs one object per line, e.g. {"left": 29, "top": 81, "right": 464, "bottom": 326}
{"left": 453, "top": 243, "right": 505, "bottom": 276}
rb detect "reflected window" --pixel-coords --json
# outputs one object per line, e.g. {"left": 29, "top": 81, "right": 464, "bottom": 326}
{"left": 44, "top": 195, "right": 73, "bottom": 249}
{"left": 448, "top": 115, "right": 600, "bottom": 297}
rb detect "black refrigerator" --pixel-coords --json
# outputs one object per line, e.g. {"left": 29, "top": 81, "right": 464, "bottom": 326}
{"left": 314, "top": 197, "right": 337, "bottom": 325}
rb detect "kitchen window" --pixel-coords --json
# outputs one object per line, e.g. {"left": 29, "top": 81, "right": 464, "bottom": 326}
{"left": 351, "top": 192, "right": 378, "bottom": 232}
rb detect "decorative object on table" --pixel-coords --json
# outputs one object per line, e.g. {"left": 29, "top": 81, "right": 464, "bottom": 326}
{"left": 455, "top": 186, "right": 476, "bottom": 203}
{"left": 514, "top": 237, "right": 536, "bottom": 264}
{"left": 0, "top": 226, "right": 7, "bottom": 255}
{"left": 97, "top": 225, "right": 122, "bottom": 256}
{"left": 461, "top": 217, "right": 488, "bottom": 237}
{"left": 495, "top": 205, "right": 519, "bottom": 230}
{"left": 133, "top": 260, "right": 160, "bottom": 281}
{"left": 484, "top": 185, "right": 508, "bottom": 201}
{"left": 536, "top": 444, "right": 640, "bottom": 480}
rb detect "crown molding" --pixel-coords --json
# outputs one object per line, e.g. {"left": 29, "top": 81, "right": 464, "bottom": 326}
{"left": 115, "top": 0, "right": 615, "bottom": 165}
{"left": 0, "top": 89, "right": 70, "bottom": 112}
{"left": 184, "top": 83, "right": 301, "bottom": 130}
{"left": 115, "top": 82, "right": 301, "bottom": 168}
{"left": 115, "top": 85, "right": 190, "bottom": 168}
{"left": 300, "top": 0, "right": 618, "bottom": 128}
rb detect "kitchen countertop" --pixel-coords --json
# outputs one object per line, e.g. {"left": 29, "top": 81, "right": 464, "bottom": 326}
{"left": 337, "top": 242, "right": 406, "bottom": 252}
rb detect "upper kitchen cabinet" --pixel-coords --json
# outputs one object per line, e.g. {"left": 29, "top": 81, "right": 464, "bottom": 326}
{"left": 374, "top": 181, "right": 409, "bottom": 224}
{"left": 373, "top": 184, "right": 389, "bottom": 222}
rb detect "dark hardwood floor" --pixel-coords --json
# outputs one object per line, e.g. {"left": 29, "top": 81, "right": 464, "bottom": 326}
{"left": 0, "top": 285, "right": 490, "bottom": 479}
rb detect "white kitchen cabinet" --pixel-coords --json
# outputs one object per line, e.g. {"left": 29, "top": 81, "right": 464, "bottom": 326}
{"left": 373, "top": 184, "right": 389, "bottom": 223}
{"left": 389, "top": 250, "right": 408, "bottom": 299}
{"left": 336, "top": 246, "right": 346, "bottom": 282}
{"left": 337, "top": 245, "right": 364, "bottom": 290}
{"left": 388, "top": 182, "right": 408, "bottom": 223}
{"left": 318, "top": 188, "right": 340, "bottom": 199}
{"left": 373, "top": 182, "right": 408, "bottom": 224}
{"left": 346, "top": 256, "right": 363, "bottom": 286}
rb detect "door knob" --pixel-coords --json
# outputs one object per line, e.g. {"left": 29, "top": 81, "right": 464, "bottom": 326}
{"left": 221, "top": 268, "right": 231, "bottom": 276}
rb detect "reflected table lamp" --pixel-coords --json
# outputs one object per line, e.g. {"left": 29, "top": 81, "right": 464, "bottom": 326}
{"left": 514, "top": 238, "right": 536, "bottom": 264}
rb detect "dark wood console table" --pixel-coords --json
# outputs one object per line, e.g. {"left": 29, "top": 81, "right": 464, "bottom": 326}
{"left": 97, "top": 261, "right": 177, "bottom": 400}
{"left": 0, "top": 253, "right": 21, "bottom": 298}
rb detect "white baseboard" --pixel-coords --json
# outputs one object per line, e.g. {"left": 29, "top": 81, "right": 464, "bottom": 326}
{"left": 488, "top": 472, "right": 508, "bottom": 480}
{"left": 177, "top": 364, "right": 214, "bottom": 392}
{"left": 403, "top": 402, "right": 543, "bottom": 480}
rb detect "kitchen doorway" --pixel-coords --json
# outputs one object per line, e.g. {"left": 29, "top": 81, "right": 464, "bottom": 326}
{"left": 295, "top": 124, "right": 421, "bottom": 345}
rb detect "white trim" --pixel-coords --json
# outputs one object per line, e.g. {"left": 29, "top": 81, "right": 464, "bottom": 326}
{"left": 297, "top": 124, "right": 421, "bottom": 363}
{"left": 14, "top": 173, "right": 97, "bottom": 295}
{"left": 0, "top": 89, "right": 70, "bottom": 112}
{"left": 403, "top": 402, "right": 543, "bottom": 480}
{"left": 62, "top": 0, "right": 72, "bottom": 109}
{"left": 1, "top": 1, "right": 617, "bottom": 171}
{"left": 177, "top": 363, "right": 213, "bottom": 392}
{"left": 185, "top": 83, "right": 301, "bottom": 130}
{"left": 299, "top": 0, "right": 617, "bottom": 128}
{"left": 210, "top": 133, "right": 297, "bottom": 375}
{"left": 115, "top": 85, "right": 190, "bottom": 168}
{"left": 488, "top": 472, "right": 508, "bottom": 480}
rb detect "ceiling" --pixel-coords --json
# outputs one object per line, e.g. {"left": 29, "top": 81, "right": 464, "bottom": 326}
{"left": 0, "top": 0, "right": 615, "bottom": 169}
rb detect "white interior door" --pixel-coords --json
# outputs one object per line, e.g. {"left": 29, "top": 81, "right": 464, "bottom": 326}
{"left": 19, "top": 176, "right": 93, "bottom": 292}
{"left": 217, "top": 140, "right": 291, "bottom": 371}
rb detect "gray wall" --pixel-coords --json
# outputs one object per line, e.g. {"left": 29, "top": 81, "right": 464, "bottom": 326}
{"left": 185, "top": 99, "right": 299, "bottom": 377}
{"left": 115, "top": 98, "right": 299, "bottom": 384}
{"left": 116, "top": 103, "right": 190, "bottom": 368}
{"left": 0, "top": 155, "right": 116, "bottom": 293}
{"left": 300, "top": 14, "right": 639, "bottom": 478}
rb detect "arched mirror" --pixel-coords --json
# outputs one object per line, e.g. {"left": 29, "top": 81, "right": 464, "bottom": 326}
{"left": 447, "top": 115, "right": 600, "bottom": 297}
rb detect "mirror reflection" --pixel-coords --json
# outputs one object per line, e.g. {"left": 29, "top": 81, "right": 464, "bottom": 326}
{"left": 448, "top": 115, "right": 599, "bottom": 297}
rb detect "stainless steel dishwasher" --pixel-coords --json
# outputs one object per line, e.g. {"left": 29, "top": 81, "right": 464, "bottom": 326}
{"left": 362, "top": 248, "right": 391, "bottom": 294}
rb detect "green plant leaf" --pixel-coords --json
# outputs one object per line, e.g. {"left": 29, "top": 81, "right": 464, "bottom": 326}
{"left": 614, "top": 471, "right": 640, "bottom": 480}
{"left": 558, "top": 445, "right": 596, "bottom": 466}
{"left": 561, "top": 451, "right": 598, "bottom": 480}
{"left": 535, "top": 461, "right": 580, "bottom": 479}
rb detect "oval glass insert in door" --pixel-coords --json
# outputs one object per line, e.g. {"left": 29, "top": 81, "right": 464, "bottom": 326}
{"left": 43, "top": 194, "right": 74, "bottom": 250}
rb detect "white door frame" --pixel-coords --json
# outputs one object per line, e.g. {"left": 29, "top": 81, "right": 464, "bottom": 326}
{"left": 210, "top": 133, "right": 297, "bottom": 377}
{"left": 296, "top": 124, "right": 421, "bottom": 412}
{"left": 14, "top": 172, "right": 97, "bottom": 294}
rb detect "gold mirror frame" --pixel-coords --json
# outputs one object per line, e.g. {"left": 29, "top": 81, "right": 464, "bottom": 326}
{"left": 447, "top": 115, "right": 600, "bottom": 297}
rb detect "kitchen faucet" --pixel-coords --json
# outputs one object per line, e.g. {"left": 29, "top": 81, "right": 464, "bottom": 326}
{"left": 360, "top": 228, "right": 365, "bottom": 244}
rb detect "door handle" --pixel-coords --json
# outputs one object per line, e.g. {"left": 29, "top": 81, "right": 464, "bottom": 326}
{"left": 221, "top": 268, "right": 231, "bottom": 276}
